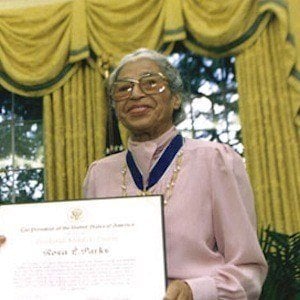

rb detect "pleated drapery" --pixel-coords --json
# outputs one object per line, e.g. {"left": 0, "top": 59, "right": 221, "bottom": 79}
{"left": 43, "top": 62, "right": 107, "bottom": 200}
{"left": 236, "top": 21, "right": 300, "bottom": 233}
{"left": 0, "top": 0, "right": 299, "bottom": 233}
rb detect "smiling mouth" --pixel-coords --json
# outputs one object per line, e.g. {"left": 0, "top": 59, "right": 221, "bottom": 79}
{"left": 127, "top": 105, "right": 151, "bottom": 114}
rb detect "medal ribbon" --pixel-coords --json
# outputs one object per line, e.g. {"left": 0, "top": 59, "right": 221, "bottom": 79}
{"left": 126, "top": 134, "right": 183, "bottom": 191}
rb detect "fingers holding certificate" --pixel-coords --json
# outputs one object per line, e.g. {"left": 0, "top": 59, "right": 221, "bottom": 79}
{"left": 0, "top": 196, "right": 167, "bottom": 300}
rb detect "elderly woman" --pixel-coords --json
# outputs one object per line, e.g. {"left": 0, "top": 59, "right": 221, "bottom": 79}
{"left": 0, "top": 48, "right": 268, "bottom": 300}
{"left": 82, "top": 49, "right": 268, "bottom": 299}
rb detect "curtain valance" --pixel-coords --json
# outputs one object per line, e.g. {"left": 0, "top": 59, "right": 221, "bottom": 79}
{"left": 0, "top": 1, "right": 298, "bottom": 104}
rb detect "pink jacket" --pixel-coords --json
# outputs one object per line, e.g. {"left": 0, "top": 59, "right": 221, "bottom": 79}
{"left": 83, "top": 127, "right": 268, "bottom": 300}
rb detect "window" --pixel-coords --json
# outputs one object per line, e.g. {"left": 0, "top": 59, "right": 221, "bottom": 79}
{"left": 169, "top": 46, "right": 243, "bottom": 155}
{"left": 0, "top": 88, "right": 44, "bottom": 204}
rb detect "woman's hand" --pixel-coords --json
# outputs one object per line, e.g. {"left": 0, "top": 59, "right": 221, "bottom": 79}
{"left": 164, "top": 280, "right": 193, "bottom": 300}
{"left": 0, "top": 235, "right": 6, "bottom": 246}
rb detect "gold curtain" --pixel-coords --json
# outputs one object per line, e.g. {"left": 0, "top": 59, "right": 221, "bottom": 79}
{"left": 288, "top": 0, "right": 300, "bottom": 127}
{"left": 236, "top": 20, "right": 300, "bottom": 234}
{"left": 0, "top": 0, "right": 84, "bottom": 96}
{"left": 43, "top": 61, "right": 107, "bottom": 200}
{"left": 1, "top": 0, "right": 299, "bottom": 96}
{"left": 0, "top": 0, "right": 299, "bottom": 233}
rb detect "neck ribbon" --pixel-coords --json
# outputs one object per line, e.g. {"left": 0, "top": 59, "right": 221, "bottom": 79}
{"left": 126, "top": 134, "right": 183, "bottom": 191}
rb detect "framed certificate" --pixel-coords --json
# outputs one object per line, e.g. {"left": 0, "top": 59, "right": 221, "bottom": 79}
{"left": 0, "top": 196, "right": 167, "bottom": 300}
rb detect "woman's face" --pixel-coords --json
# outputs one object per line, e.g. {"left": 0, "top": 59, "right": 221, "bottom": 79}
{"left": 114, "top": 58, "right": 180, "bottom": 141}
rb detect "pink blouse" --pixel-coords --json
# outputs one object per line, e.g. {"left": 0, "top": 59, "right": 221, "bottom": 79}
{"left": 83, "top": 126, "right": 268, "bottom": 300}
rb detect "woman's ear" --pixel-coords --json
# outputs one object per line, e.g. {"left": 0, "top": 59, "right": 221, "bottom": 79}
{"left": 172, "top": 94, "right": 181, "bottom": 110}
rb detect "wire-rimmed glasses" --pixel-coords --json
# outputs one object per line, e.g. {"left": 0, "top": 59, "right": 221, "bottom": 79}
{"left": 111, "top": 72, "right": 168, "bottom": 102}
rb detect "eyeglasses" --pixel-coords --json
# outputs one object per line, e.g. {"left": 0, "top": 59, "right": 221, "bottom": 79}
{"left": 111, "top": 72, "right": 168, "bottom": 102}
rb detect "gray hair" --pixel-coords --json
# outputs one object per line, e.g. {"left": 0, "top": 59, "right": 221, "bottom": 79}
{"left": 108, "top": 48, "right": 186, "bottom": 125}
